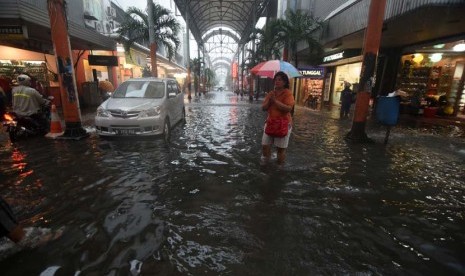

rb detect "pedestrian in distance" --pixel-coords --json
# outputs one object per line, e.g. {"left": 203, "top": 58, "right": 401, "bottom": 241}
{"left": 261, "top": 71, "right": 295, "bottom": 166}
{"left": 340, "top": 81, "right": 354, "bottom": 119}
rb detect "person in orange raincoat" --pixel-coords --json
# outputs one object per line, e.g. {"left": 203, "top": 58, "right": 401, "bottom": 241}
{"left": 98, "top": 80, "right": 114, "bottom": 101}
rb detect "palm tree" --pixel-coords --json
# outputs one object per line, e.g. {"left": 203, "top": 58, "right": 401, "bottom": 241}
{"left": 190, "top": 58, "right": 201, "bottom": 95}
{"left": 118, "top": 3, "right": 181, "bottom": 77}
{"left": 242, "top": 21, "right": 283, "bottom": 99}
{"left": 203, "top": 68, "right": 216, "bottom": 92}
{"left": 255, "top": 19, "right": 283, "bottom": 61}
{"left": 277, "top": 9, "right": 324, "bottom": 67}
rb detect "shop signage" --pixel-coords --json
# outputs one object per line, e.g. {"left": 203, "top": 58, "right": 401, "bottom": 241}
{"left": 322, "top": 49, "right": 362, "bottom": 64}
{"left": 0, "top": 26, "right": 27, "bottom": 40}
{"left": 88, "top": 55, "right": 118, "bottom": 66}
{"left": 323, "top": 52, "right": 344, "bottom": 63}
{"left": 125, "top": 49, "right": 148, "bottom": 67}
{"left": 298, "top": 67, "right": 325, "bottom": 78}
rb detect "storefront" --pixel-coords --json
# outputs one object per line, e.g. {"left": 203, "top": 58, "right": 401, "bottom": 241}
{"left": 320, "top": 49, "right": 362, "bottom": 106}
{"left": 0, "top": 45, "right": 60, "bottom": 103}
{"left": 396, "top": 39, "right": 465, "bottom": 117}
{"left": 297, "top": 66, "right": 325, "bottom": 109}
{"left": 119, "top": 45, "right": 148, "bottom": 82}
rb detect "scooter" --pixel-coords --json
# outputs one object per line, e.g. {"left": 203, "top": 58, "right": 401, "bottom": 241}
{"left": 2, "top": 100, "right": 51, "bottom": 142}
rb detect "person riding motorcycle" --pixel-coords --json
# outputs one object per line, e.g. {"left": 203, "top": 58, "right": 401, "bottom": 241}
{"left": 11, "top": 74, "right": 50, "bottom": 132}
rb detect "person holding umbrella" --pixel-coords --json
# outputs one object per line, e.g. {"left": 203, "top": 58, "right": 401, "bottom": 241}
{"left": 261, "top": 71, "right": 295, "bottom": 166}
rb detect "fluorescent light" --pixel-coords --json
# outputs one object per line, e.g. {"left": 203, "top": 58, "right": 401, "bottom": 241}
{"left": 174, "top": 73, "right": 187, "bottom": 78}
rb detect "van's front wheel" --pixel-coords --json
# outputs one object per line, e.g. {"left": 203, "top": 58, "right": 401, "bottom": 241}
{"left": 163, "top": 118, "right": 171, "bottom": 143}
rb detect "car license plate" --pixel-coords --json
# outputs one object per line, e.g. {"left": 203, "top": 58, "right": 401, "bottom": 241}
{"left": 116, "top": 128, "right": 136, "bottom": 135}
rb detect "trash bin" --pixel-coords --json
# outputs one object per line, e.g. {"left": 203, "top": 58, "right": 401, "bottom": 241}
{"left": 376, "top": 96, "right": 400, "bottom": 126}
{"left": 81, "top": 82, "right": 101, "bottom": 107}
{"left": 423, "top": 107, "right": 438, "bottom": 118}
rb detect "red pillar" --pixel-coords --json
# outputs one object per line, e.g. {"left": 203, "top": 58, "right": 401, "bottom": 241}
{"left": 282, "top": 48, "right": 289, "bottom": 62}
{"left": 47, "top": 0, "right": 87, "bottom": 139}
{"left": 111, "top": 51, "right": 118, "bottom": 87}
{"left": 346, "top": 0, "right": 387, "bottom": 142}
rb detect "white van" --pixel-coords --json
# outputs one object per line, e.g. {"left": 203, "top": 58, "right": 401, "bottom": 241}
{"left": 95, "top": 78, "right": 185, "bottom": 142}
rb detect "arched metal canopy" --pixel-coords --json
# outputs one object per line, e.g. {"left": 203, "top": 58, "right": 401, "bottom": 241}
{"left": 213, "top": 63, "right": 230, "bottom": 70}
{"left": 212, "top": 60, "right": 231, "bottom": 68}
{"left": 202, "top": 29, "right": 240, "bottom": 43}
{"left": 174, "top": 0, "right": 271, "bottom": 47}
{"left": 211, "top": 56, "right": 232, "bottom": 64}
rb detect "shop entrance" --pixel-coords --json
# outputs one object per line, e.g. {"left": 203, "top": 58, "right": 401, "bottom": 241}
{"left": 332, "top": 62, "right": 361, "bottom": 106}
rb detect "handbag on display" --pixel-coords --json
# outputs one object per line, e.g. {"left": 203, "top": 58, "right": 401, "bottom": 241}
{"left": 265, "top": 117, "right": 289, "bottom": 137}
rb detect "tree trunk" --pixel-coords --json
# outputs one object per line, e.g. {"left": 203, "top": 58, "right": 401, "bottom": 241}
{"left": 150, "top": 42, "right": 158, "bottom": 77}
{"left": 147, "top": 0, "right": 157, "bottom": 78}
{"left": 282, "top": 47, "right": 289, "bottom": 62}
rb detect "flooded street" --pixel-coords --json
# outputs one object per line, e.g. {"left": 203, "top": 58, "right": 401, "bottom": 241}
{"left": 1, "top": 91, "right": 464, "bottom": 275}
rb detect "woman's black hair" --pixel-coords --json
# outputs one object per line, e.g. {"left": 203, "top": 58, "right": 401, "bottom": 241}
{"left": 273, "top": 71, "right": 290, "bottom": 89}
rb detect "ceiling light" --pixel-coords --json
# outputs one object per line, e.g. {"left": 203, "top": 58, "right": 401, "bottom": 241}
{"left": 412, "top": 53, "right": 423, "bottom": 63}
{"left": 433, "top": 44, "right": 445, "bottom": 49}
{"left": 429, "top": 53, "right": 442, "bottom": 63}
{"left": 453, "top": 43, "right": 465, "bottom": 52}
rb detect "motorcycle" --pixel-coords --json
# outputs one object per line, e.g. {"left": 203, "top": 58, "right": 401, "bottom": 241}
{"left": 2, "top": 99, "right": 52, "bottom": 142}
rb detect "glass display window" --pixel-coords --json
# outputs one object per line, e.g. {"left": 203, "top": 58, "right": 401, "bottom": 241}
{"left": 396, "top": 53, "right": 465, "bottom": 115}
{"left": 332, "top": 62, "right": 361, "bottom": 105}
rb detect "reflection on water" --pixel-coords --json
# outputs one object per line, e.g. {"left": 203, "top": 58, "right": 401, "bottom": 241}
{"left": 0, "top": 92, "right": 464, "bottom": 275}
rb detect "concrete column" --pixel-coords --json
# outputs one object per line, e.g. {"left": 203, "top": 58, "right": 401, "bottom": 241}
{"left": 185, "top": 4, "right": 192, "bottom": 99}
{"left": 346, "top": 0, "right": 387, "bottom": 142}
{"left": 47, "top": 0, "right": 87, "bottom": 139}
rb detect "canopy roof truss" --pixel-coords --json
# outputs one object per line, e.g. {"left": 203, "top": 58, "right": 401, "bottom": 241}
{"left": 174, "top": 0, "right": 271, "bottom": 64}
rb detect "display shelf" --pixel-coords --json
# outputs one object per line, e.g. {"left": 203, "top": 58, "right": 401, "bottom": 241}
{"left": 0, "top": 62, "right": 49, "bottom": 86}
{"left": 396, "top": 66, "right": 431, "bottom": 96}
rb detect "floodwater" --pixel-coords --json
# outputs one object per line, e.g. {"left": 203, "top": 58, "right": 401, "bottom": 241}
{"left": 1, "top": 91, "right": 464, "bottom": 275}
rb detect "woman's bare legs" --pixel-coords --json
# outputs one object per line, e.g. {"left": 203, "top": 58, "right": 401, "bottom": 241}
{"left": 277, "top": 147, "right": 287, "bottom": 165}
{"left": 262, "top": 144, "right": 271, "bottom": 162}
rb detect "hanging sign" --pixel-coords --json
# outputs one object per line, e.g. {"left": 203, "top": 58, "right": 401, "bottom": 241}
{"left": 0, "top": 26, "right": 27, "bottom": 40}
{"left": 88, "top": 55, "right": 118, "bottom": 66}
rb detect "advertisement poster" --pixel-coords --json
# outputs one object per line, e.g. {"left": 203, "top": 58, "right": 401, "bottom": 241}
{"left": 323, "top": 73, "right": 332, "bottom": 102}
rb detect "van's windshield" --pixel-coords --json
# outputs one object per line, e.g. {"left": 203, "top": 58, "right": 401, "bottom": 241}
{"left": 112, "top": 81, "right": 165, "bottom": 98}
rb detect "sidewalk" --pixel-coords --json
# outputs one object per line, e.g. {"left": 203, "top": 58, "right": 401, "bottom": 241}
{"left": 301, "top": 105, "right": 465, "bottom": 138}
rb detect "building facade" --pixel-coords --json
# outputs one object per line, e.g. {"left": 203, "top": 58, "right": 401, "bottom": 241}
{"left": 289, "top": 0, "right": 465, "bottom": 118}
{"left": 0, "top": 0, "right": 187, "bottom": 108}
